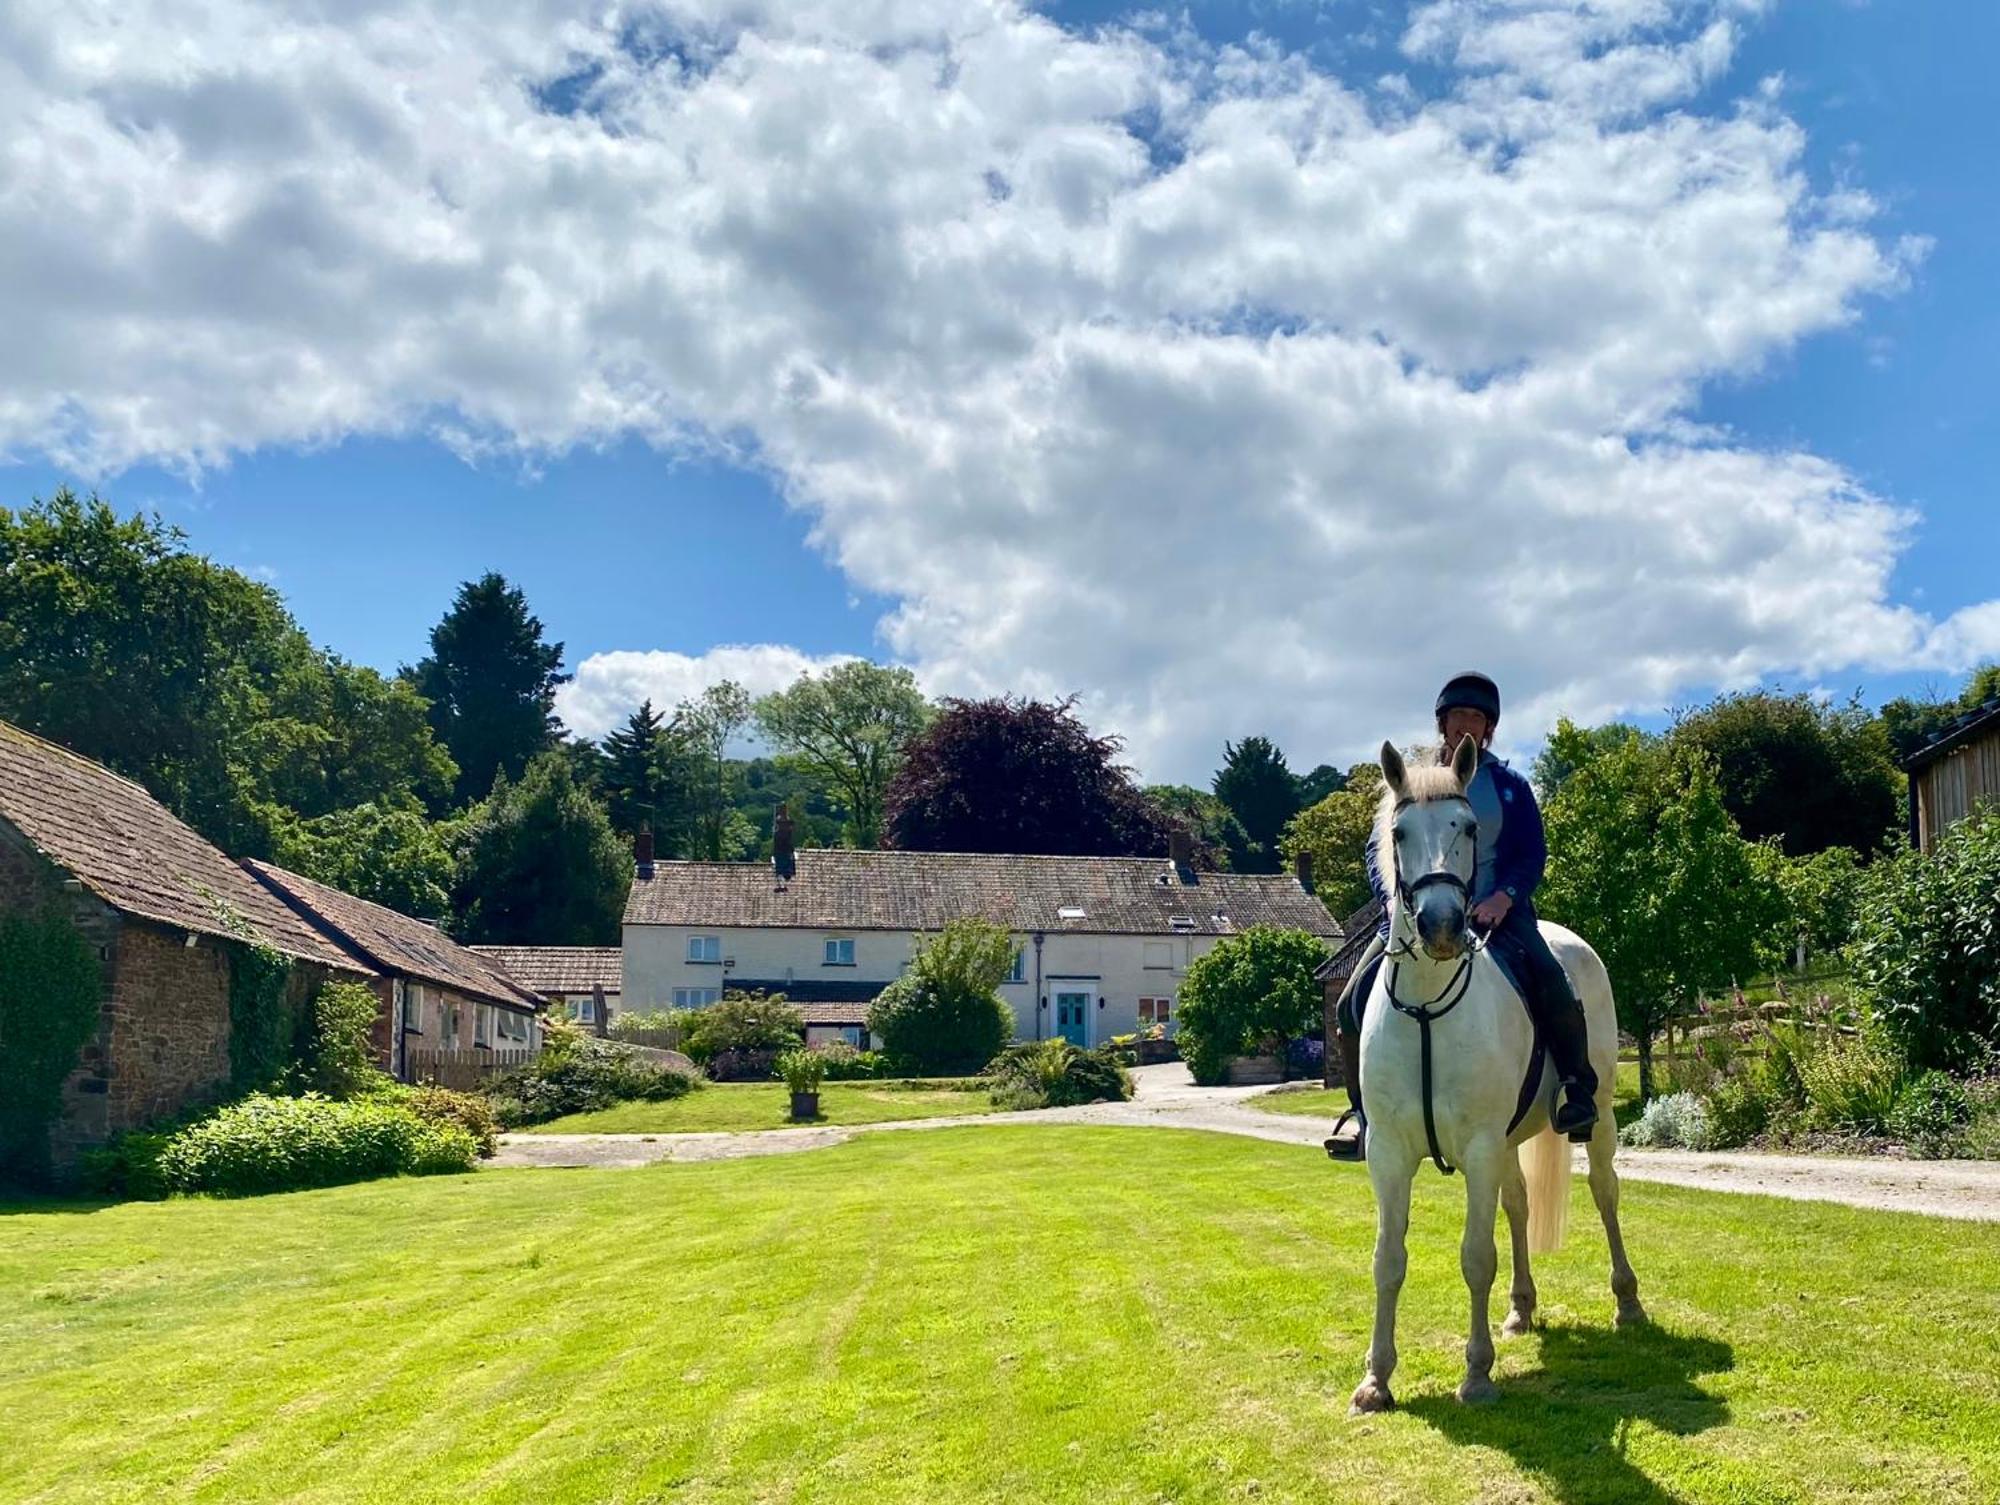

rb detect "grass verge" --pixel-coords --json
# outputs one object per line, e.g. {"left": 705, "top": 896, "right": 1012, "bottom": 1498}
{"left": 520, "top": 1079, "right": 999, "bottom": 1134}
{"left": 4, "top": 1126, "right": 1995, "bottom": 1503}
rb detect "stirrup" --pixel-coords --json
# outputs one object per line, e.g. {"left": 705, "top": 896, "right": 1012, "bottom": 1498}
{"left": 1324, "top": 1108, "right": 1366, "bottom": 1162}
{"left": 1554, "top": 1091, "right": 1598, "bottom": 1144}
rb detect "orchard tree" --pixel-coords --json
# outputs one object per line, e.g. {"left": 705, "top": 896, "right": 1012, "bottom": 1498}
{"left": 1279, "top": 762, "right": 1386, "bottom": 920}
{"left": 754, "top": 661, "right": 932, "bottom": 847}
{"left": 405, "top": 572, "right": 568, "bottom": 808}
{"left": 452, "top": 753, "right": 630, "bottom": 945}
{"left": 882, "top": 696, "right": 1176, "bottom": 856}
{"left": 1539, "top": 735, "right": 1782, "bottom": 1099}
{"left": 1212, "top": 735, "right": 1300, "bottom": 872}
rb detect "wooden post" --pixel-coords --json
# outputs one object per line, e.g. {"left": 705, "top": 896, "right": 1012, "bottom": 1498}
{"left": 592, "top": 983, "right": 608, "bottom": 1038}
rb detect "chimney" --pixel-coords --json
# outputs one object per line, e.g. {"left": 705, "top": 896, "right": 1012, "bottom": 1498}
{"left": 772, "top": 803, "right": 796, "bottom": 881}
{"left": 1168, "top": 827, "right": 1194, "bottom": 872}
{"left": 1294, "top": 849, "right": 1315, "bottom": 894}
{"left": 634, "top": 823, "right": 655, "bottom": 881}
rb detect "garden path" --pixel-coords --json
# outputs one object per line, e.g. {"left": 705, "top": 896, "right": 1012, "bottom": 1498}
{"left": 493, "top": 1064, "right": 2000, "bottom": 1221}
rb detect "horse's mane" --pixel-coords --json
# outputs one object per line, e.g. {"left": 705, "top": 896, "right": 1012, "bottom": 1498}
{"left": 1372, "top": 748, "right": 1461, "bottom": 883}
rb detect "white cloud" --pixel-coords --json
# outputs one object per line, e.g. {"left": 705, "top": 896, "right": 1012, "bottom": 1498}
{"left": 556, "top": 644, "right": 860, "bottom": 742}
{"left": 0, "top": 0, "right": 1984, "bottom": 779}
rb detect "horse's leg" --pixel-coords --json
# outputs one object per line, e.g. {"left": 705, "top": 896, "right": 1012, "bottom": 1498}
{"left": 1351, "top": 1153, "right": 1415, "bottom": 1415}
{"left": 1499, "top": 1151, "right": 1536, "bottom": 1336}
{"left": 1457, "top": 1141, "right": 1504, "bottom": 1403}
{"left": 1585, "top": 1115, "right": 1647, "bottom": 1327}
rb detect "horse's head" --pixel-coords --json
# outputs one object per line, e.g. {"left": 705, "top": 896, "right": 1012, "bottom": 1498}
{"left": 1379, "top": 735, "right": 1480, "bottom": 961}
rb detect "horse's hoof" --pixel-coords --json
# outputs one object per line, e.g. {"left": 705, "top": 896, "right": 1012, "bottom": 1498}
{"left": 1500, "top": 1309, "right": 1534, "bottom": 1337}
{"left": 1349, "top": 1379, "right": 1395, "bottom": 1416}
{"left": 1615, "top": 1300, "right": 1650, "bottom": 1328}
{"left": 1456, "top": 1374, "right": 1499, "bottom": 1405}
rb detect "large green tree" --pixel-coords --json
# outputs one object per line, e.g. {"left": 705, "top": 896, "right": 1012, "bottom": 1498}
{"left": 271, "top": 803, "right": 456, "bottom": 921}
{"left": 1141, "top": 785, "right": 1244, "bottom": 871}
{"left": 452, "top": 753, "right": 630, "bottom": 945}
{"left": 754, "top": 661, "right": 932, "bottom": 847}
{"left": 405, "top": 573, "right": 567, "bottom": 808}
{"left": 882, "top": 697, "right": 1175, "bottom": 857}
{"left": 1879, "top": 663, "right": 2000, "bottom": 763}
{"left": 1539, "top": 734, "right": 1783, "bottom": 1098}
{"left": 1278, "top": 762, "right": 1386, "bottom": 920}
{"left": 1211, "top": 735, "right": 1300, "bottom": 873}
{"left": 1666, "top": 690, "right": 1899, "bottom": 858}
{"left": 600, "top": 699, "right": 694, "bottom": 850}
{"left": 0, "top": 491, "right": 453, "bottom": 854}
{"left": 1531, "top": 720, "right": 1649, "bottom": 799}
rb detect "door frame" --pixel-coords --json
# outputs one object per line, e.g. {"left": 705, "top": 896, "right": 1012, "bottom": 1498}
{"left": 1050, "top": 983, "right": 1096, "bottom": 1048}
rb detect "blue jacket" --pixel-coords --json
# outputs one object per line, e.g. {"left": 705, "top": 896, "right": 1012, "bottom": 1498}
{"left": 1368, "top": 752, "right": 1546, "bottom": 937}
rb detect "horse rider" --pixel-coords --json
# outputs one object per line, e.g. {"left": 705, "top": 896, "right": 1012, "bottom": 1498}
{"left": 1324, "top": 671, "right": 1599, "bottom": 1161}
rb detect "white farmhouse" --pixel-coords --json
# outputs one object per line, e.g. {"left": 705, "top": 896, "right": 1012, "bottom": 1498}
{"left": 621, "top": 816, "right": 1343, "bottom": 1049}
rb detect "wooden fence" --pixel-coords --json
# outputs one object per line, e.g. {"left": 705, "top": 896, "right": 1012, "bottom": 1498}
{"left": 404, "top": 1046, "right": 536, "bottom": 1090}
{"left": 608, "top": 1025, "right": 684, "bottom": 1052}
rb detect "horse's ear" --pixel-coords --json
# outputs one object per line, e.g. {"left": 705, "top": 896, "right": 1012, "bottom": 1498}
{"left": 1451, "top": 733, "right": 1479, "bottom": 790}
{"left": 1380, "top": 740, "right": 1408, "bottom": 798}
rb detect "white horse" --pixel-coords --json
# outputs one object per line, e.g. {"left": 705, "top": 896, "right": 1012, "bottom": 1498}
{"left": 1350, "top": 735, "right": 1645, "bottom": 1416}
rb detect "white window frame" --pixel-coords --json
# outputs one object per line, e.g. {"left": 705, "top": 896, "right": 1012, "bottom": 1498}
{"left": 475, "top": 1004, "right": 494, "bottom": 1047}
{"left": 1139, "top": 996, "right": 1172, "bottom": 1027}
{"left": 687, "top": 934, "right": 723, "bottom": 964}
{"left": 823, "top": 936, "right": 855, "bottom": 967}
{"left": 400, "top": 981, "right": 425, "bottom": 1033}
{"left": 1004, "top": 948, "right": 1026, "bottom": 983}
{"left": 497, "top": 1009, "right": 529, "bottom": 1042}
{"left": 673, "top": 986, "right": 723, "bottom": 1008}
{"left": 575, "top": 994, "right": 596, "bottom": 1023}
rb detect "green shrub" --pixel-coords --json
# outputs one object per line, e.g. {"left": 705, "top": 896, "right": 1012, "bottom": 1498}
{"left": 1964, "top": 1078, "right": 2000, "bottom": 1160}
{"left": 1851, "top": 810, "right": 2000, "bottom": 1072}
{"left": 607, "top": 1009, "right": 685, "bottom": 1042}
{"left": 227, "top": 942, "right": 300, "bottom": 1093}
{"left": 396, "top": 1083, "right": 501, "bottom": 1158}
{"left": 129, "top": 1093, "right": 476, "bottom": 1197}
{"left": 679, "top": 992, "right": 805, "bottom": 1063}
{"left": 295, "top": 980, "right": 388, "bottom": 1099}
{"left": 866, "top": 919, "right": 1017, "bottom": 1075}
{"left": 813, "top": 1044, "right": 898, "bottom": 1080}
{"left": 485, "top": 1035, "right": 697, "bottom": 1127}
{"left": 1798, "top": 1028, "right": 1905, "bottom": 1136}
{"left": 1175, "top": 926, "right": 1328, "bottom": 1087}
{"left": 1703, "top": 1074, "right": 1770, "bottom": 1149}
{"left": 777, "top": 1048, "right": 827, "bottom": 1093}
{"left": 985, "top": 1040, "right": 1132, "bottom": 1109}
{"left": 1887, "top": 1071, "right": 1974, "bottom": 1159}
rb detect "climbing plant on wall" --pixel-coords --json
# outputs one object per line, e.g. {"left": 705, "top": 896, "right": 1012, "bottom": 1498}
{"left": 0, "top": 906, "right": 104, "bottom": 1183}
{"left": 227, "top": 942, "right": 298, "bottom": 1093}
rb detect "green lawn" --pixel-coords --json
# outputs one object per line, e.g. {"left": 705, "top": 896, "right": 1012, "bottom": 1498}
{"left": 1254, "top": 1060, "right": 1648, "bottom": 1130}
{"left": 5, "top": 1127, "right": 1997, "bottom": 1503}
{"left": 520, "top": 1079, "right": 1000, "bottom": 1134}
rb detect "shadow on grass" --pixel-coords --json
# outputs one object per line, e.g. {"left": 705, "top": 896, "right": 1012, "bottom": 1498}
{"left": 1407, "top": 1323, "right": 1734, "bottom": 1505}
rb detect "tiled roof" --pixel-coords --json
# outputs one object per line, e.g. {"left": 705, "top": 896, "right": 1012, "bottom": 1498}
{"left": 1904, "top": 698, "right": 2000, "bottom": 772}
{"left": 1316, "top": 898, "right": 1384, "bottom": 981}
{"left": 0, "top": 718, "right": 370, "bottom": 972}
{"left": 798, "top": 1002, "right": 871, "bottom": 1027}
{"left": 246, "top": 860, "right": 540, "bottom": 1011}
{"left": 469, "top": 945, "right": 621, "bottom": 995}
{"left": 624, "top": 849, "right": 1343, "bottom": 938}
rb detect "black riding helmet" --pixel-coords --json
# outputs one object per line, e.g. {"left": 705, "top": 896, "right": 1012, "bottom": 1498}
{"left": 1435, "top": 671, "right": 1501, "bottom": 726}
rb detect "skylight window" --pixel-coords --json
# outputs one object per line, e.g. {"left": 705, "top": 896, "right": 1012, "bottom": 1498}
{"left": 1057, "top": 905, "right": 1087, "bottom": 921}
{"left": 1169, "top": 915, "right": 1196, "bottom": 933}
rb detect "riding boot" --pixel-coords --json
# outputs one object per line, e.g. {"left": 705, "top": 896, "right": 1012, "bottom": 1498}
{"left": 1323, "top": 1029, "right": 1366, "bottom": 1162}
{"left": 1541, "top": 988, "right": 1600, "bottom": 1142}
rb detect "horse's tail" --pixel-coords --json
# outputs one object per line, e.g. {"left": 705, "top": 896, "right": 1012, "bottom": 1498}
{"left": 1519, "top": 1121, "right": 1571, "bottom": 1255}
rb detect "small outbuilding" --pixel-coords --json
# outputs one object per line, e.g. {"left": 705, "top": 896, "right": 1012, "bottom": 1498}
{"left": 1904, "top": 698, "right": 2000, "bottom": 852}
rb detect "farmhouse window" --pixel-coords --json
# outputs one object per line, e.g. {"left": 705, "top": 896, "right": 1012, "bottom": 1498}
{"left": 442, "top": 1003, "right": 462, "bottom": 1047}
{"left": 824, "top": 937, "right": 855, "bottom": 966}
{"left": 687, "top": 935, "right": 723, "bottom": 964}
{"left": 1004, "top": 948, "right": 1026, "bottom": 983}
{"left": 1138, "top": 997, "right": 1172, "bottom": 1027}
{"left": 400, "top": 982, "right": 425, "bottom": 1032}
{"left": 497, "top": 1010, "right": 529, "bottom": 1042}
{"left": 673, "top": 986, "right": 723, "bottom": 1007}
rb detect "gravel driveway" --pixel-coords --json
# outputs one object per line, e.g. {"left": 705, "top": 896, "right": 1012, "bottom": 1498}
{"left": 493, "top": 1064, "right": 2000, "bottom": 1222}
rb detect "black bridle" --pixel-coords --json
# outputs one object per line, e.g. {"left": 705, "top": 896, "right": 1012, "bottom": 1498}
{"left": 1383, "top": 793, "right": 1483, "bottom": 1175}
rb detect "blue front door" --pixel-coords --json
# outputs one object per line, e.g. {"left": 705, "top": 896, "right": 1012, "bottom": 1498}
{"left": 1055, "top": 989, "right": 1091, "bottom": 1047}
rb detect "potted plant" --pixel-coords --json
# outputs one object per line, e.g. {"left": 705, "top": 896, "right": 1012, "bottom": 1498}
{"left": 778, "top": 1048, "right": 827, "bottom": 1121}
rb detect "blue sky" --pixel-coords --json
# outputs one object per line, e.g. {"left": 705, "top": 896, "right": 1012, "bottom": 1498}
{"left": 1, "top": 1, "right": 1994, "bottom": 778}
